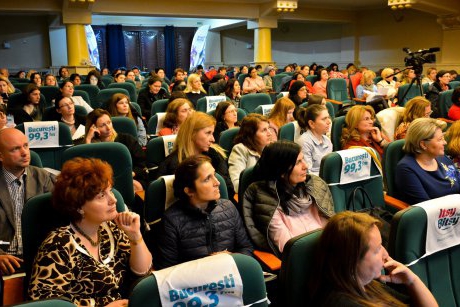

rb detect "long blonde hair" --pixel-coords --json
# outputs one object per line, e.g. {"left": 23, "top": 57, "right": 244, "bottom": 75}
{"left": 446, "top": 120, "right": 460, "bottom": 157}
{"left": 174, "top": 111, "right": 225, "bottom": 163}
{"left": 184, "top": 73, "right": 206, "bottom": 94}
{"left": 341, "top": 105, "right": 375, "bottom": 148}
{"left": 268, "top": 97, "right": 295, "bottom": 128}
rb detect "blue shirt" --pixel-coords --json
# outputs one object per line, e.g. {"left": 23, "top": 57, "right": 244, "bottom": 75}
{"left": 395, "top": 154, "right": 460, "bottom": 204}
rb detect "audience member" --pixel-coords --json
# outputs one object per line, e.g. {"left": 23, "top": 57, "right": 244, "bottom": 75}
{"left": 288, "top": 80, "right": 308, "bottom": 107}
{"left": 58, "top": 81, "right": 93, "bottom": 113}
{"left": 341, "top": 105, "right": 388, "bottom": 157}
{"left": 243, "top": 140, "right": 333, "bottom": 255}
{"left": 184, "top": 73, "right": 207, "bottom": 107}
{"left": 243, "top": 67, "right": 265, "bottom": 94}
{"left": 69, "top": 73, "right": 82, "bottom": 86}
{"left": 157, "top": 111, "right": 234, "bottom": 197}
{"left": 296, "top": 105, "right": 332, "bottom": 175}
{"left": 224, "top": 78, "right": 242, "bottom": 107}
{"left": 213, "top": 101, "right": 239, "bottom": 143}
{"left": 268, "top": 97, "right": 295, "bottom": 137}
{"left": 137, "top": 76, "right": 170, "bottom": 119}
{"left": 395, "top": 96, "right": 432, "bottom": 140}
{"left": 28, "top": 157, "right": 152, "bottom": 306}
{"left": 288, "top": 72, "right": 314, "bottom": 93}
{"left": 29, "top": 72, "right": 42, "bottom": 87}
{"left": 158, "top": 98, "right": 193, "bottom": 136}
{"left": 228, "top": 114, "right": 271, "bottom": 192}
{"left": 426, "top": 70, "right": 452, "bottom": 118}
{"left": 113, "top": 73, "right": 126, "bottom": 83}
{"left": 44, "top": 74, "right": 57, "bottom": 87}
{"left": 400, "top": 68, "right": 416, "bottom": 86}
{"left": 0, "top": 128, "right": 55, "bottom": 275}
{"left": 83, "top": 109, "right": 147, "bottom": 191}
{"left": 169, "top": 68, "right": 185, "bottom": 92}
{"left": 396, "top": 118, "right": 460, "bottom": 204}
{"left": 157, "top": 155, "right": 253, "bottom": 269}
{"left": 356, "top": 70, "right": 389, "bottom": 112}
{"left": 422, "top": 67, "right": 437, "bottom": 85}
{"left": 0, "top": 104, "right": 7, "bottom": 130}
{"left": 84, "top": 69, "right": 105, "bottom": 89}
{"left": 106, "top": 93, "right": 147, "bottom": 146}
{"left": 376, "top": 68, "right": 400, "bottom": 101}
{"left": 0, "top": 75, "right": 15, "bottom": 106}
{"left": 313, "top": 68, "right": 329, "bottom": 98}
{"left": 54, "top": 94, "right": 86, "bottom": 136}
{"left": 309, "top": 211, "right": 437, "bottom": 307}
{"left": 263, "top": 66, "right": 276, "bottom": 92}
{"left": 9, "top": 84, "right": 44, "bottom": 124}
{"left": 57, "top": 67, "right": 69, "bottom": 81}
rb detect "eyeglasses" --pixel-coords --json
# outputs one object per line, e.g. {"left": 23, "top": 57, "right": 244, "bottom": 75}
{"left": 59, "top": 101, "right": 75, "bottom": 109}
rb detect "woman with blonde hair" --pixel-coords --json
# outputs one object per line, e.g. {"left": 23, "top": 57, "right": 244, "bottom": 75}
{"left": 377, "top": 67, "right": 400, "bottom": 100}
{"left": 396, "top": 118, "right": 460, "bottom": 204}
{"left": 184, "top": 73, "right": 206, "bottom": 107}
{"left": 158, "top": 98, "right": 194, "bottom": 136}
{"left": 309, "top": 211, "right": 437, "bottom": 307}
{"left": 0, "top": 75, "right": 15, "bottom": 106}
{"left": 356, "top": 70, "right": 389, "bottom": 112}
{"left": 422, "top": 67, "right": 437, "bottom": 85}
{"left": 400, "top": 68, "right": 416, "bottom": 86}
{"left": 268, "top": 97, "right": 296, "bottom": 138}
{"left": 157, "top": 111, "right": 234, "bottom": 196}
{"left": 341, "top": 105, "right": 388, "bottom": 157}
{"left": 395, "top": 96, "right": 432, "bottom": 140}
{"left": 106, "top": 93, "right": 147, "bottom": 146}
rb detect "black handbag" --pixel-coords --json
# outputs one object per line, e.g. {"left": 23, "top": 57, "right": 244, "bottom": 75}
{"left": 347, "top": 186, "right": 393, "bottom": 248}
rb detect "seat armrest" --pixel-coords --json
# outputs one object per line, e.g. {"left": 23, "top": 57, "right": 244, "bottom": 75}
{"left": 384, "top": 194, "right": 409, "bottom": 211}
{"left": 253, "top": 250, "right": 281, "bottom": 271}
{"left": 325, "top": 99, "right": 343, "bottom": 106}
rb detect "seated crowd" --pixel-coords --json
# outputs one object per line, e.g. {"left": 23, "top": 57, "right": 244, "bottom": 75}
{"left": 1, "top": 61, "right": 460, "bottom": 306}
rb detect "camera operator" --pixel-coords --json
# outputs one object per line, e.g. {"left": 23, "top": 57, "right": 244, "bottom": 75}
{"left": 425, "top": 70, "right": 451, "bottom": 118}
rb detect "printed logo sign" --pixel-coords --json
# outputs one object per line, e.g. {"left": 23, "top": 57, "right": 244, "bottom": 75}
{"left": 338, "top": 148, "right": 372, "bottom": 184}
{"left": 24, "top": 121, "right": 59, "bottom": 148}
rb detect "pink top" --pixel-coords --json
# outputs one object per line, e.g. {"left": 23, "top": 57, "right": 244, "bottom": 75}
{"left": 313, "top": 80, "right": 327, "bottom": 98}
{"left": 269, "top": 204, "right": 327, "bottom": 253}
{"left": 243, "top": 76, "right": 266, "bottom": 94}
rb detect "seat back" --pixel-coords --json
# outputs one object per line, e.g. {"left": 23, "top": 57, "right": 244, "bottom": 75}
{"left": 112, "top": 116, "right": 138, "bottom": 139}
{"left": 62, "top": 142, "right": 135, "bottom": 206}
{"left": 145, "top": 135, "right": 177, "bottom": 180}
{"left": 396, "top": 84, "right": 422, "bottom": 106}
{"left": 95, "top": 88, "right": 130, "bottom": 109}
{"left": 75, "top": 84, "right": 100, "bottom": 106}
{"left": 326, "top": 78, "right": 349, "bottom": 102}
{"left": 240, "top": 93, "right": 271, "bottom": 113}
{"left": 383, "top": 139, "right": 405, "bottom": 197}
{"left": 108, "top": 82, "right": 137, "bottom": 102}
{"left": 305, "top": 75, "right": 317, "bottom": 85}
{"left": 330, "top": 115, "right": 345, "bottom": 151}
{"left": 147, "top": 113, "right": 166, "bottom": 135}
{"left": 22, "top": 190, "right": 125, "bottom": 292}
{"left": 15, "top": 122, "right": 73, "bottom": 170}
{"left": 319, "top": 150, "right": 384, "bottom": 212}
{"left": 438, "top": 89, "right": 454, "bottom": 118}
{"left": 238, "top": 166, "right": 257, "bottom": 206}
{"left": 272, "top": 73, "right": 288, "bottom": 93}
{"left": 128, "top": 253, "right": 267, "bottom": 307}
{"left": 253, "top": 104, "right": 274, "bottom": 116}
{"left": 219, "top": 127, "right": 240, "bottom": 154}
{"left": 278, "top": 121, "right": 300, "bottom": 142}
{"left": 237, "top": 73, "right": 248, "bottom": 89}
{"left": 279, "top": 230, "right": 322, "bottom": 307}
{"left": 30, "top": 150, "right": 43, "bottom": 167}
{"left": 449, "top": 80, "right": 460, "bottom": 89}
{"left": 8, "top": 93, "right": 47, "bottom": 110}
{"left": 422, "top": 83, "right": 430, "bottom": 95}
{"left": 101, "top": 75, "right": 114, "bottom": 88}
{"left": 12, "top": 299, "right": 77, "bottom": 306}
{"left": 38, "top": 86, "right": 60, "bottom": 106}
{"left": 131, "top": 101, "right": 142, "bottom": 116}
{"left": 73, "top": 90, "right": 91, "bottom": 107}
{"left": 151, "top": 99, "right": 169, "bottom": 116}
{"left": 389, "top": 206, "right": 460, "bottom": 307}
{"left": 373, "top": 76, "right": 383, "bottom": 84}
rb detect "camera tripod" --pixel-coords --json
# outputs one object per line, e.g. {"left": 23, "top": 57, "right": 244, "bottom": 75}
{"left": 399, "top": 72, "right": 424, "bottom": 105}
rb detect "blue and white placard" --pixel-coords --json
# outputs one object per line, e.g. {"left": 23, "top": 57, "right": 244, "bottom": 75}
{"left": 162, "top": 134, "right": 177, "bottom": 157}
{"left": 24, "top": 121, "right": 59, "bottom": 148}
{"left": 337, "top": 148, "right": 372, "bottom": 184}
{"left": 205, "top": 96, "right": 227, "bottom": 112}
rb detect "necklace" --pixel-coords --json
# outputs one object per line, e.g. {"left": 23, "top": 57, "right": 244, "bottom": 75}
{"left": 72, "top": 223, "right": 101, "bottom": 247}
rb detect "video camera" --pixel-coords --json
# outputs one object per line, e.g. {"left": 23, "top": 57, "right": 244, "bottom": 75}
{"left": 403, "top": 47, "right": 440, "bottom": 75}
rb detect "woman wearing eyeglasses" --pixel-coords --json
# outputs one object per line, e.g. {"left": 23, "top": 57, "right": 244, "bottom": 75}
{"left": 54, "top": 94, "right": 86, "bottom": 136}
{"left": 426, "top": 70, "right": 452, "bottom": 118}
{"left": 58, "top": 80, "right": 93, "bottom": 113}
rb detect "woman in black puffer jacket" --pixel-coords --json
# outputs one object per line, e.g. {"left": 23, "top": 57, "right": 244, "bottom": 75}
{"left": 157, "top": 155, "right": 253, "bottom": 269}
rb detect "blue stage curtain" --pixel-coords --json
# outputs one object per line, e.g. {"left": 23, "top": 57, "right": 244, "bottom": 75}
{"left": 106, "top": 24, "right": 126, "bottom": 71}
{"left": 164, "top": 26, "right": 176, "bottom": 79}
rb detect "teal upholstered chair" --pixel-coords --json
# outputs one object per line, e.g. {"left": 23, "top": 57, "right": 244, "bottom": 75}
{"left": 383, "top": 139, "right": 405, "bottom": 198}
{"left": 145, "top": 135, "right": 176, "bottom": 180}
{"left": 253, "top": 104, "right": 274, "bottom": 116}
{"left": 326, "top": 78, "right": 352, "bottom": 112}
{"left": 396, "top": 84, "right": 422, "bottom": 107}
{"left": 272, "top": 73, "right": 288, "bottom": 93}
{"left": 237, "top": 73, "right": 248, "bottom": 89}
{"left": 73, "top": 90, "right": 91, "bottom": 107}
{"left": 12, "top": 299, "right": 76, "bottom": 306}
{"left": 299, "top": 101, "right": 335, "bottom": 119}
{"left": 101, "top": 75, "right": 114, "bottom": 88}
{"left": 219, "top": 127, "right": 240, "bottom": 155}
{"left": 75, "top": 84, "right": 100, "bottom": 106}
{"left": 15, "top": 122, "right": 73, "bottom": 170}
{"left": 389, "top": 205, "right": 460, "bottom": 307}
{"left": 278, "top": 121, "right": 300, "bottom": 142}
{"left": 95, "top": 88, "right": 130, "bottom": 109}
{"left": 108, "top": 82, "right": 137, "bottom": 102}
{"left": 128, "top": 254, "right": 267, "bottom": 307}
{"left": 8, "top": 92, "right": 47, "bottom": 109}
{"left": 42, "top": 105, "right": 87, "bottom": 121}
{"left": 112, "top": 116, "right": 138, "bottom": 139}
{"left": 62, "top": 142, "right": 135, "bottom": 207}
{"left": 438, "top": 89, "right": 454, "bottom": 118}
{"left": 306, "top": 75, "right": 317, "bottom": 85}
{"left": 30, "top": 150, "right": 43, "bottom": 167}
{"left": 330, "top": 115, "right": 345, "bottom": 151}
{"left": 240, "top": 93, "right": 271, "bottom": 113}
{"left": 147, "top": 113, "right": 166, "bottom": 135}
{"left": 38, "top": 86, "right": 60, "bottom": 106}
{"left": 151, "top": 99, "right": 169, "bottom": 117}
{"left": 279, "top": 230, "right": 322, "bottom": 306}
{"left": 449, "top": 80, "right": 460, "bottom": 89}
